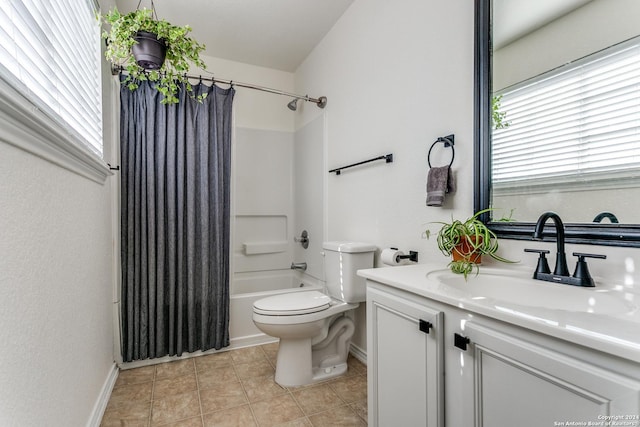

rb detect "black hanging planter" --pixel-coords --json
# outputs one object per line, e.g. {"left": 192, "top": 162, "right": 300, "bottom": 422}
{"left": 132, "top": 31, "right": 167, "bottom": 70}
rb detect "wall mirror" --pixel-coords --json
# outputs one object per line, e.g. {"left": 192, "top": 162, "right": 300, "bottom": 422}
{"left": 474, "top": 0, "right": 640, "bottom": 247}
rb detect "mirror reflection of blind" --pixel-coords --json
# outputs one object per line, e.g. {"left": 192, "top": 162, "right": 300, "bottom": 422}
{"left": 492, "top": 37, "right": 640, "bottom": 190}
{"left": 0, "top": 0, "right": 103, "bottom": 156}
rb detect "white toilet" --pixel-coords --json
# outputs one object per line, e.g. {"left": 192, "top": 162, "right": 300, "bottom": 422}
{"left": 252, "top": 241, "right": 375, "bottom": 387}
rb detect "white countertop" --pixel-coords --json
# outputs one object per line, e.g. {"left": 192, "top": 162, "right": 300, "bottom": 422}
{"left": 358, "top": 263, "right": 640, "bottom": 364}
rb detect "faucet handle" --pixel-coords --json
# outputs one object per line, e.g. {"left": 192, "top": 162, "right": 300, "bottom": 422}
{"left": 294, "top": 230, "right": 309, "bottom": 249}
{"left": 572, "top": 252, "right": 607, "bottom": 260}
{"left": 571, "top": 252, "right": 606, "bottom": 287}
{"left": 524, "top": 248, "right": 551, "bottom": 276}
{"left": 524, "top": 248, "right": 550, "bottom": 254}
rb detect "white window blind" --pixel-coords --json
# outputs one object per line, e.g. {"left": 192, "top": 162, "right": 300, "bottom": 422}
{"left": 0, "top": 0, "right": 103, "bottom": 156}
{"left": 492, "top": 37, "right": 640, "bottom": 190}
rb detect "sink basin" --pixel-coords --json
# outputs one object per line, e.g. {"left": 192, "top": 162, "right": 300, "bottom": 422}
{"left": 426, "top": 269, "right": 637, "bottom": 315}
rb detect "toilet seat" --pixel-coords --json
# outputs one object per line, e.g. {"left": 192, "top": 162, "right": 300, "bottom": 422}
{"left": 253, "top": 290, "right": 331, "bottom": 316}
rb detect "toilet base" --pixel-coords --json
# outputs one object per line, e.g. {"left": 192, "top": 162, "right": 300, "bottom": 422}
{"left": 272, "top": 316, "right": 355, "bottom": 387}
{"left": 311, "top": 362, "right": 348, "bottom": 383}
{"left": 274, "top": 338, "right": 350, "bottom": 387}
{"left": 275, "top": 337, "right": 314, "bottom": 386}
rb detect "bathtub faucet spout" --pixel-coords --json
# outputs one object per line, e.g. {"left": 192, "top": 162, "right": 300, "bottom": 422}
{"left": 291, "top": 262, "right": 307, "bottom": 271}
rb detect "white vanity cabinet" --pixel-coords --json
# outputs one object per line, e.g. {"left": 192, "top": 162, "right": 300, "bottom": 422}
{"left": 459, "top": 322, "right": 640, "bottom": 427}
{"left": 367, "top": 283, "right": 444, "bottom": 427}
{"left": 366, "top": 279, "right": 640, "bottom": 427}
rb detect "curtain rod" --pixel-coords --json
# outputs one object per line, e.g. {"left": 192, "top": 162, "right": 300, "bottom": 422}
{"left": 111, "top": 65, "right": 327, "bottom": 108}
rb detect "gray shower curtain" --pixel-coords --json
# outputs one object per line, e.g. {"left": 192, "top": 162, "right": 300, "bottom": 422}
{"left": 120, "top": 79, "right": 235, "bottom": 362}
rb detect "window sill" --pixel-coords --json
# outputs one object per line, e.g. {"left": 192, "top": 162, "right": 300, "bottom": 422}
{"left": 0, "top": 78, "right": 111, "bottom": 184}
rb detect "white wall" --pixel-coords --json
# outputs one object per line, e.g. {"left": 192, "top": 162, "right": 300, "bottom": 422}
{"left": 197, "top": 55, "right": 295, "bottom": 132}
{"left": 295, "top": 0, "right": 475, "bottom": 352}
{"left": 297, "top": 0, "right": 475, "bottom": 254}
{"left": 0, "top": 69, "right": 116, "bottom": 427}
{"left": 295, "top": 0, "right": 640, "bottom": 354}
{"left": 0, "top": 3, "right": 118, "bottom": 423}
{"left": 0, "top": 144, "right": 114, "bottom": 427}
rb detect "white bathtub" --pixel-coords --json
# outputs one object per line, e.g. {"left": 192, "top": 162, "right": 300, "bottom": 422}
{"left": 229, "top": 270, "right": 323, "bottom": 348}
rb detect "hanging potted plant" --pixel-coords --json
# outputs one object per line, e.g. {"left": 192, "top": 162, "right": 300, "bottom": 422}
{"left": 102, "top": 7, "right": 207, "bottom": 104}
{"left": 426, "top": 209, "right": 516, "bottom": 279}
{"left": 131, "top": 29, "right": 166, "bottom": 70}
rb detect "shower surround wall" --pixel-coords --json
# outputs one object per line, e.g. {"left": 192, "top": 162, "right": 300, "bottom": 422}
{"left": 195, "top": 56, "right": 326, "bottom": 346}
{"left": 230, "top": 117, "right": 327, "bottom": 346}
{"left": 233, "top": 127, "right": 295, "bottom": 276}
{"left": 293, "top": 115, "right": 326, "bottom": 282}
{"left": 232, "top": 117, "right": 327, "bottom": 280}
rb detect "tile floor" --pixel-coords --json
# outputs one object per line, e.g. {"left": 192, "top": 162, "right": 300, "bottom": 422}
{"left": 101, "top": 342, "right": 368, "bottom": 426}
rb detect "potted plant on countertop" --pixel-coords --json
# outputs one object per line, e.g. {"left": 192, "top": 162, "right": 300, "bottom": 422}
{"left": 102, "top": 7, "right": 207, "bottom": 104}
{"left": 426, "top": 209, "right": 516, "bottom": 279}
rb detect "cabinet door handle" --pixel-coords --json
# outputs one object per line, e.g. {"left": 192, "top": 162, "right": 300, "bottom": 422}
{"left": 419, "top": 319, "right": 432, "bottom": 334}
{"left": 454, "top": 333, "right": 470, "bottom": 350}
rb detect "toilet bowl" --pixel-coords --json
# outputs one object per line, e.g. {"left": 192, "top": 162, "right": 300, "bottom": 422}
{"left": 252, "top": 242, "right": 375, "bottom": 387}
{"left": 253, "top": 290, "right": 358, "bottom": 386}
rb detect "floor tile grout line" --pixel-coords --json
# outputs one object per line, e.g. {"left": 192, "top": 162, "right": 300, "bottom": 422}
{"left": 286, "top": 385, "right": 310, "bottom": 424}
{"left": 106, "top": 343, "right": 366, "bottom": 426}
{"left": 258, "top": 343, "right": 307, "bottom": 426}
{"left": 326, "top": 378, "right": 349, "bottom": 407}
{"left": 193, "top": 358, "right": 206, "bottom": 427}
{"left": 326, "top": 373, "right": 368, "bottom": 423}
{"left": 197, "top": 357, "right": 254, "bottom": 423}
{"left": 151, "top": 359, "right": 203, "bottom": 427}
{"left": 285, "top": 362, "right": 361, "bottom": 423}
{"left": 290, "top": 392, "right": 321, "bottom": 426}
{"left": 148, "top": 365, "right": 157, "bottom": 426}
{"left": 232, "top": 353, "right": 261, "bottom": 426}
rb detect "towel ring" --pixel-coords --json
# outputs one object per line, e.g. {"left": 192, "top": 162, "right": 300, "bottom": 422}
{"left": 427, "top": 135, "right": 455, "bottom": 168}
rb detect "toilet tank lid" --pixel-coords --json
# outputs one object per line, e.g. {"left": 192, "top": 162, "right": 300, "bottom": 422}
{"left": 323, "top": 241, "right": 376, "bottom": 253}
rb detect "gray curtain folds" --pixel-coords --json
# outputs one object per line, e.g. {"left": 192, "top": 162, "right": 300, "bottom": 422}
{"left": 120, "top": 79, "right": 235, "bottom": 362}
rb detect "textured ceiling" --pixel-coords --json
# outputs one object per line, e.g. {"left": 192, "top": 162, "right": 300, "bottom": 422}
{"left": 114, "top": 0, "right": 354, "bottom": 72}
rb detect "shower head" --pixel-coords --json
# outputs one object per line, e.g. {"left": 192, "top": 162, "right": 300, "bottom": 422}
{"left": 287, "top": 98, "right": 298, "bottom": 111}
{"left": 287, "top": 95, "right": 327, "bottom": 110}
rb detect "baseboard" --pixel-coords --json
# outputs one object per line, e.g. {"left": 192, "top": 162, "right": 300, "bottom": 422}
{"left": 118, "top": 336, "right": 279, "bottom": 370}
{"left": 86, "top": 363, "right": 118, "bottom": 427}
{"left": 349, "top": 343, "right": 367, "bottom": 365}
{"left": 229, "top": 333, "right": 278, "bottom": 350}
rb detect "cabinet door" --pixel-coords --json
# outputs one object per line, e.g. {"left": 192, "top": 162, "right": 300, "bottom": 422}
{"left": 462, "top": 322, "right": 640, "bottom": 427}
{"left": 367, "top": 285, "right": 444, "bottom": 427}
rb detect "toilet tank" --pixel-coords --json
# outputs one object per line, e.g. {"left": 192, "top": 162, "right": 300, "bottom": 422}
{"left": 323, "top": 241, "right": 376, "bottom": 303}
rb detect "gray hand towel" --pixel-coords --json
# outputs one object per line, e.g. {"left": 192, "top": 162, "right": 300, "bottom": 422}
{"left": 426, "top": 166, "right": 455, "bottom": 206}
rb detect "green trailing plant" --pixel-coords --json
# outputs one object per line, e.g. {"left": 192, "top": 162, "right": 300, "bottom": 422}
{"left": 495, "top": 208, "right": 516, "bottom": 222}
{"left": 102, "top": 8, "right": 207, "bottom": 104}
{"left": 426, "top": 209, "right": 516, "bottom": 279}
{"left": 492, "top": 95, "right": 510, "bottom": 130}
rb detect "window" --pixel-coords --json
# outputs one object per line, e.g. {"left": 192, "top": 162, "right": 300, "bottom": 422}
{"left": 0, "top": 0, "right": 103, "bottom": 156}
{"left": 492, "top": 37, "right": 640, "bottom": 192}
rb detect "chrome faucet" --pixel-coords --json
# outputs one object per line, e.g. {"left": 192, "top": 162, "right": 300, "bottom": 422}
{"left": 533, "top": 211, "right": 569, "bottom": 276}
{"left": 291, "top": 262, "right": 307, "bottom": 271}
{"left": 526, "top": 211, "right": 606, "bottom": 287}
